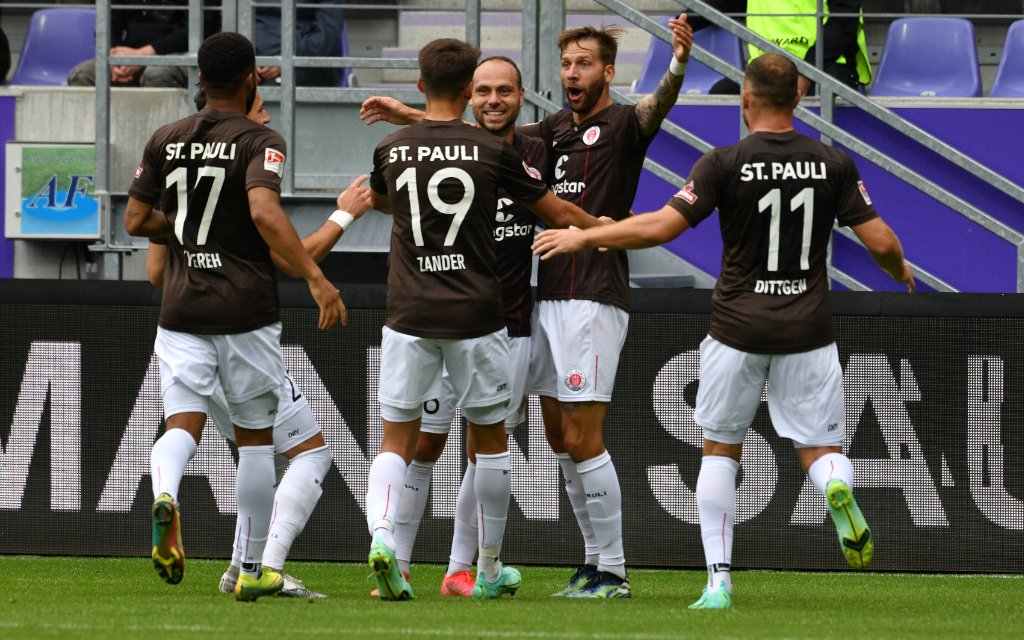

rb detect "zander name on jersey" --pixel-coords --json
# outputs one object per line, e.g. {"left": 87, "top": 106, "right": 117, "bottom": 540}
{"left": 164, "top": 142, "right": 237, "bottom": 160}
{"left": 740, "top": 161, "right": 826, "bottom": 182}
{"left": 418, "top": 253, "right": 466, "bottom": 272}
{"left": 388, "top": 145, "right": 479, "bottom": 163}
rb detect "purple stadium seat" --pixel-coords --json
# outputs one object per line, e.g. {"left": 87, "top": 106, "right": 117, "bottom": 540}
{"left": 11, "top": 8, "right": 97, "bottom": 86}
{"left": 990, "top": 20, "right": 1024, "bottom": 97}
{"left": 871, "top": 18, "right": 981, "bottom": 97}
{"left": 634, "top": 19, "right": 743, "bottom": 95}
{"left": 337, "top": 19, "right": 351, "bottom": 87}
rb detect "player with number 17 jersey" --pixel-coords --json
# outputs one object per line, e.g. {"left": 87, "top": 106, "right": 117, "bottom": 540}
{"left": 129, "top": 109, "right": 288, "bottom": 334}
{"left": 370, "top": 120, "right": 550, "bottom": 339}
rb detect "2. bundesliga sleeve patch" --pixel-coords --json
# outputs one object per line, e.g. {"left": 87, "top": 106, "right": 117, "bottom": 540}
{"left": 564, "top": 369, "right": 586, "bottom": 392}
{"left": 264, "top": 148, "right": 285, "bottom": 177}
{"left": 673, "top": 182, "right": 698, "bottom": 205}
{"left": 857, "top": 180, "right": 873, "bottom": 206}
{"left": 134, "top": 166, "right": 143, "bottom": 179}
{"left": 523, "top": 161, "right": 543, "bottom": 181}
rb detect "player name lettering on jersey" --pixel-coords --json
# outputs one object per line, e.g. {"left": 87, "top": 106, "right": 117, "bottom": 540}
{"left": 754, "top": 278, "right": 808, "bottom": 295}
{"left": 183, "top": 250, "right": 223, "bottom": 269}
{"left": 740, "top": 161, "right": 827, "bottom": 182}
{"left": 164, "top": 142, "right": 237, "bottom": 161}
{"left": 417, "top": 253, "right": 467, "bottom": 272}
{"left": 495, "top": 222, "right": 533, "bottom": 242}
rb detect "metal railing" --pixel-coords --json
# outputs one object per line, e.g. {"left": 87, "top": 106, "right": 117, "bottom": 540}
{"left": 67, "top": 1, "right": 1024, "bottom": 289}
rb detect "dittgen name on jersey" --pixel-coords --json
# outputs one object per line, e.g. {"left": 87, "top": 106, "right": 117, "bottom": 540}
{"left": 184, "top": 250, "right": 223, "bottom": 269}
{"left": 740, "top": 161, "right": 827, "bottom": 182}
{"left": 388, "top": 145, "right": 480, "bottom": 163}
{"left": 418, "top": 253, "right": 466, "bottom": 272}
{"left": 754, "top": 278, "right": 807, "bottom": 295}
{"left": 165, "top": 142, "right": 237, "bottom": 161}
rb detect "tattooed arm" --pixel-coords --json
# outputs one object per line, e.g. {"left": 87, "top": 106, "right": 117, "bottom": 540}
{"left": 635, "top": 15, "right": 694, "bottom": 138}
{"left": 124, "top": 198, "right": 172, "bottom": 237}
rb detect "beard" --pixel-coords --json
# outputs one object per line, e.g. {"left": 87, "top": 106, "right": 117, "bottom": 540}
{"left": 244, "top": 83, "right": 257, "bottom": 114}
{"left": 564, "top": 76, "right": 605, "bottom": 115}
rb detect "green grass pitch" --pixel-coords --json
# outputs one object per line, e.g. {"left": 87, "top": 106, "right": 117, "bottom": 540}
{"left": 2, "top": 556, "right": 1021, "bottom": 639}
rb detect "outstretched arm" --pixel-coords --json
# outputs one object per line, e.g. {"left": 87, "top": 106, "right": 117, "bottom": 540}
{"left": 360, "top": 96, "right": 425, "bottom": 126}
{"left": 271, "top": 175, "right": 372, "bottom": 277}
{"left": 635, "top": 15, "right": 694, "bottom": 138}
{"left": 532, "top": 204, "right": 689, "bottom": 259}
{"left": 850, "top": 217, "right": 915, "bottom": 293}
{"left": 527, "top": 192, "right": 609, "bottom": 230}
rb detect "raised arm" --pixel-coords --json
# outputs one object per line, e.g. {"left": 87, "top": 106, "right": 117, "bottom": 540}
{"left": 533, "top": 204, "right": 690, "bottom": 259}
{"left": 850, "top": 217, "right": 915, "bottom": 293}
{"left": 271, "top": 175, "right": 372, "bottom": 277}
{"left": 360, "top": 96, "right": 425, "bottom": 126}
{"left": 634, "top": 15, "right": 694, "bottom": 138}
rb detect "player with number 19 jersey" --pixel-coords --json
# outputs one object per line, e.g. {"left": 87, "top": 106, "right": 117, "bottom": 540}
{"left": 371, "top": 120, "right": 550, "bottom": 339}
{"left": 667, "top": 130, "right": 878, "bottom": 354}
{"left": 129, "top": 108, "right": 287, "bottom": 334}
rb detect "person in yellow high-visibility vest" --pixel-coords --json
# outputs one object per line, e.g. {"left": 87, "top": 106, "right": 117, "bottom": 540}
{"left": 688, "top": 0, "right": 871, "bottom": 95}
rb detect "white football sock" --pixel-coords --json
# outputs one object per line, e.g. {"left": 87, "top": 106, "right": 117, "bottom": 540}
{"left": 474, "top": 451, "right": 511, "bottom": 582}
{"left": 366, "top": 451, "right": 407, "bottom": 548}
{"left": 557, "top": 452, "right": 599, "bottom": 567}
{"left": 447, "top": 461, "right": 478, "bottom": 575}
{"left": 394, "top": 459, "right": 434, "bottom": 574}
{"left": 807, "top": 452, "right": 854, "bottom": 494}
{"left": 696, "top": 455, "right": 739, "bottom": 592}
{"left": 262, "top": 445, "right": 330, "bottom": 571}
{"left": 149, "top": 428, "right": 197, "bottom": 501}
{"left": 236, "top": 444, "right": 276, "bottom": 578}
{"left": 577, "top": 452, "right": 626, "bottom": 579}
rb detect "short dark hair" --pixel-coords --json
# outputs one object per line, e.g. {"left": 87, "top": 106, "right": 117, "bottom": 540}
{"left": 558, "top": 26, "right": 623, "bottom": 65}
{"left": 477, "top": 56, "right": 522, "bottom": 88}
{"left": 198, "top": 32, "right": 255, "bottom": 91}
{"left": 745, "top": 53, "right": 799, "bottom": 110}
{"left": 418, "top": 38, "right": 480, "bottom": 100}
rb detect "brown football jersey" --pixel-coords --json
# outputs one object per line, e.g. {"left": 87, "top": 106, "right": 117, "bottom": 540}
{"left": 667, "top": 130, "right": 878, "bottom": 353}
{"left": 525, "top": 103, "right": 655, "bottom": 311}
{"left": 496, "top": 133, "right": 549, "bottom": 337}
{"left": 370, "top": 120, "right": 549, "bottom": 339}
{"left": 129, "top": 108, "right": 286, "bottom": 334}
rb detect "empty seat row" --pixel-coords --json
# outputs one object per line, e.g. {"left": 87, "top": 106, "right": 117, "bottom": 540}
{"left": 635, "top": 17, "right": 1024, "bottom": 98}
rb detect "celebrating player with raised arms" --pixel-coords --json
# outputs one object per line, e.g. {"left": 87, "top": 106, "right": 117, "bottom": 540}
{"left": 533, "top": 53, "right": 915, "bottom": 609}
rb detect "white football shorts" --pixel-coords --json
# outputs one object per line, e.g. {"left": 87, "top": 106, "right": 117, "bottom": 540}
{"left": 378, "top": 326, "right": 512, "bottom": 425}
{"left": 693, "top": 336, "right": 845, "bottom": 447}
{"left": 156, "top": 324, "right": 285, "bottom": 429}
{"left": 206, "top": 371, "right": 321, "bottom": 453}
{"left": 528, "top": 299, "right": 628, "bottom": 402}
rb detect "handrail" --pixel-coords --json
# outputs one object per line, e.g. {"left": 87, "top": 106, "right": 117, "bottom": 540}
{"left": 592, "top": 0, "right": 1022, "bottom": 291}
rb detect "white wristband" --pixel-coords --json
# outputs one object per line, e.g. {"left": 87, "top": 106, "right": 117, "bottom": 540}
{"left": 669, "top": 57, "right": 688, "bottom": 77}
{"left": 329, "top": 209, "right": 355, "bottom": 231}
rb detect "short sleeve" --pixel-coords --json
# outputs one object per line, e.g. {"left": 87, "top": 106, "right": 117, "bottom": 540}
{"left": 370, "top": 143, "right": 388, "bottom": 195}
{"left": 127, "top": 136, "right": 163, "bottom": 205}
{"left": 496, "top": 141, "right": 549, "bottom": 204}
{"left": 245, "top": 130, "right": 287, "bottom": 193}
{"left": 835, "top": 154, "right": 879, "bottom": 228}
{"left": 665, "top": 151, "right": 722, "bottom": 228}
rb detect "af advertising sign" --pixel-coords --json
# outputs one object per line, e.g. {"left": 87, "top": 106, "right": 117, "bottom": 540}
{"left": 4, "top": 143, "right": 99, "bottom": 239}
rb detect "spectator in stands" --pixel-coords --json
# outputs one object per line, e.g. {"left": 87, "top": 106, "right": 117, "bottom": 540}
{"left": 690, "top": 0, "right": 871, "bottom": 95}
{"left": 67, "top": 0, "right": 219, "bottom": 88}
{"left": 0, "top": 25, "right": 9, "bottom": 83}
{"left": 254, "top": 0, "right": 343, "bottom": 87}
